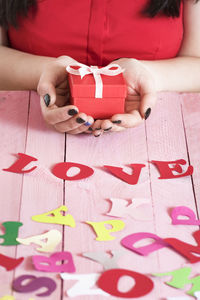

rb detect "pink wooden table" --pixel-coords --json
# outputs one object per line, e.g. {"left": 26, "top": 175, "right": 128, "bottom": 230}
{"left": 0, "top": 91, "right": 200, "bottom": 300}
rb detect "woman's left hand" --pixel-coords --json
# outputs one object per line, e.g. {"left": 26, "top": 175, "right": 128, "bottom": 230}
{"left": 91, "top": 58, "right": 157, "bottom": 136}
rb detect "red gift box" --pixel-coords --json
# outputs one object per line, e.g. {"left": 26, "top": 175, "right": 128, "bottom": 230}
{"left": 67, "top": 65, "right": 127, "bottom": 119}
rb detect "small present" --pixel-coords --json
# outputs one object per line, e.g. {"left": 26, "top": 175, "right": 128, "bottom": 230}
{"left": 66, "top": 63, "right": 127, "bottom": 119}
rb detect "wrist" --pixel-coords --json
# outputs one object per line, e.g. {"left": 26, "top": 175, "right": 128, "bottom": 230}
{"left": 31, "top": 56, "right": 55, "bottom": 91}
{"left": 140, "top": 60, "right": 163, "bottom": 92}
{"left": 56, "top": 55, "right": 77, "bottom": 67}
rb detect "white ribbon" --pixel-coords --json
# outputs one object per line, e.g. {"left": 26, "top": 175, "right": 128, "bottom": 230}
{"left": 66, "top": 63, "right": 124, "bottom": 98}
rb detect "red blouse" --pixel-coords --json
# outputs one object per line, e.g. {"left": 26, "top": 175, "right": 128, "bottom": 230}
{"left": 8, "top": 0, "right": 183, "bottom": 66}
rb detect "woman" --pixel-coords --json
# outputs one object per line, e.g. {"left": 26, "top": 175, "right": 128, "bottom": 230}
{"left": 0, "top": 0, "right": 200, "bottom": 136}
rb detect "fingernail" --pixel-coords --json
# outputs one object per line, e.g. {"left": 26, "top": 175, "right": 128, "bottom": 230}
{"left": 84, "top": 122, "right": 92, "bottom": 126}
{"left": 112, "top": 120, "right": 121, "bottom": 124}
{"left": 76, "top": 117, "right": 85, "bottom": 124}
{"left": 88, "top": 127, "right": 93, "bottom": 131}
{"left": 44, "top": 94, "right": 50, "bottom": 107}
{"left": 94, "top": 134, "right": 101, "bottom": 137}
{"left": 104, "top": 127, "right": 112, "bottom": 131}
{"left": 95, "top": 127, "right": 101, "bottom": 130}
{"left": 68, "top": 109, "right": 78, "bottom": 116}
{"left": 145, "top": 108, "right": 151, "bottom": 120}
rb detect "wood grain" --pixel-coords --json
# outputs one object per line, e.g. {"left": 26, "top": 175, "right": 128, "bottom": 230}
{"left": 0, "top": 91, "right": 200, "bottom": 300}
{"left": 0, "top": 91, "right": 29, "bottom": 295}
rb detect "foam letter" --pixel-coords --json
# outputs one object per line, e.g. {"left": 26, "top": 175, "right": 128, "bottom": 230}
{"left": 61, "top": 273, "right": 109, "bottom": 297}
{"left": 3, "top": 153, "right": 37, "bottom": 174}
{"left": 0, "top": 297, "right": 35, "bottom": 300}
{"left": 164, "top": 230, "right": 200, "bottom": 263}
{"left": 103, "top": 164, "right": 146, "bottom": 185}
{"left": 195, "top": 291, "right": 200, "bottom": 299}
{"left": 0, "top": 253, "right": 24, "bottom": 271}
{"left": 151, "top": 159, "right": 193, "bottom": 179}
{"left": 121, "top": 232, "right": 168, "bottom": 256}
{"left": 16, "top": 229, "right": 62, "bottom": 253}
{"left": 153, "top": 267, "right": 200, "bottom": 296}
{"left": 167, "top": 297, "right": 190, "bottom": 300}
{"left": 52, "top": 162, "right": 94, "bottom": 180}
{"left": 33, "top": 251, "right": 75, "bottom": 273}
{"left": 107, "top": 198, "right": 152, "bottom": 220}
{"left": 171, "top": 206, "right": 200, "bottom": 225}
{"left": 82, "top": 250, "right": 124, "bottom": 270}
{"left": 86, "top": 220, "right": 125, "bottom": 241}
{"left": 31, "top": 206, "right": 75, "bottom": 227}
{"left": 12, "top": 275, "right": 56, "bottom": 297}
{"left": 98, "top": 268, "right": 154, "bottom": 298}
{"left": 0, "top": 222, "right": 23, "bottom": 245}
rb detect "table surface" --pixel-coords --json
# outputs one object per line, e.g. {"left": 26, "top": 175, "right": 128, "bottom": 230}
{"left": 0, "top": 91, "right": 200, "bottom": 300}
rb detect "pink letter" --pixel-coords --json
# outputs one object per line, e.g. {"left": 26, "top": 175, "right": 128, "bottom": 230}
{"left": 33, "top": 251, "right": 75, "bottom": 273}
{"left": 171, "top": 206, "right": 200, "bottom": 225}
{"left": 121, "top": 232, "right": 168, "bottom": 256}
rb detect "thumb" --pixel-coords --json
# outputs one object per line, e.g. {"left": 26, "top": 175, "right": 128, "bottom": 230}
{"left": 138, "top": 78, "right": 157, "bottom": 120}
{"left": 38, "top": 82, "right": 57, "bottom": 109}
{"left": 37, "top": 61, "right": 68, "bottom": 108}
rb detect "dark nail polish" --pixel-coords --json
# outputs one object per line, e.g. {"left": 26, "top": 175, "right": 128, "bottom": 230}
{"left": 84, "top": 122, "right": 92, "bottom": 126}
{"left": 94, "top": 134, "right": 101, "bottom": 137}
{"left": 112, "top": 120, "right": 121, "bottom": 124}
{"left": 145, "top": 108, "right": 151, "bottom": 120}
{"left": 68, "top": 109, "right": 78, "bottom": 116}
{"left": 76, "top": 117, "right": 85, "bottom": 124}
{"left": 95, "top": 127, "right": 101, "bottom": 130}
{"left": 44, "top": 94, "right": 50, "bottom": 107}
{"left": 104, "top": 127, "right": 112, "bottom": 131}
{"left": 88, "top": 127, "right": 93, "bottom": 131}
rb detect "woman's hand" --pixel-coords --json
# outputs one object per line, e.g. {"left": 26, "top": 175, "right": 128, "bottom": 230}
{"left": 37, "top": 56, "right": 94, "bottom": 134}
{"left": 91, "top": 58, "right": 157, "bottom": 136}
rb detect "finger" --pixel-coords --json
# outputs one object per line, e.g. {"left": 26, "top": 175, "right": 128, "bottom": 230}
{"left": 138, "top": 78, "right": 157, "bottom": 120}
{"left": 39, "top": 87, "right": 57, "bottom": 110}
{"left": 37, "top": 63, "right": 68, "bottom": 107}
{"left": 102, "top": 122, "right": 126, "bottom": 132}
{"left": 92, "top": 119, "right": 102, "bottom": 131}
{"left": 54, "top": 113, "right": 89, "bottom": 133}
{"left": 67, "top": 116, "right": 94, "bottom": 135}
{"left": 92, "top": 119, "right": 103, "bottom": 137}
{"left": 100, "top": 119, "right": 113, "bottom": 132}
{"left": 85, "top": 126, "right": 94, "bottom": 134}
{"left": 110, "top": 125, "right": 126, "bottom": 132}
{"left": 40, "top": 103, "right": 79, "bottom": 125}
{"left": 111, "top": 110, "right": 143, "bottom": 128}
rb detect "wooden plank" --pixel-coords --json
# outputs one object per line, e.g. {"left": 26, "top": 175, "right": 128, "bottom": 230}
{"left": 181, "top": 93, "right": 200, "bottom": 217}
{"left": 12, "top": 92, "right": 65, "bottom": 300}
{"left": 146, "top": 93, "right": 198, "bottom": 299}
{"left": 63, "top": 122, "right": 160, "bottom": 299}
{"left": 1, "top": 91, "right": 199, "bottom": 300}
{"left": 180, "top": 93, "right": 200, "bottom": 276}
{"left": 0, "top": 91, "right": 29, "bottom": 296}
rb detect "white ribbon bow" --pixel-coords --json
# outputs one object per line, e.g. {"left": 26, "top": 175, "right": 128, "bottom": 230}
{"left": 66, "top": 63, "right": 124, "bottom": 98}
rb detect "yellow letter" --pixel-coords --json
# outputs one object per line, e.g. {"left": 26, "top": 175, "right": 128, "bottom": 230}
{"left": 86, "top": 220, "right": 125, "bottom": 241}
{"left": 32, "top": 205, "right": 75, "bottom": 227}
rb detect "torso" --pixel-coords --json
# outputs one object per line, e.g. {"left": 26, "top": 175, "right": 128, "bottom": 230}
{"left": 8, "top": 0, "right": 183, "bottom": 66}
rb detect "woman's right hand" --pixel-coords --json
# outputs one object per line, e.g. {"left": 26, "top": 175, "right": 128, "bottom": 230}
{"left": 37, "top": 56, "right": 94, "bottom": 134}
